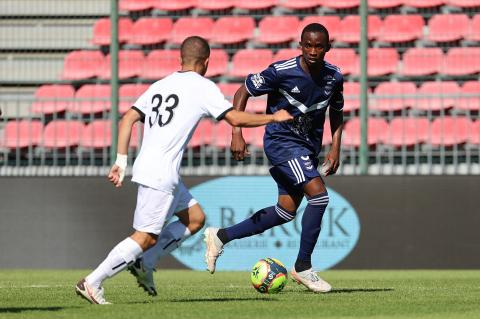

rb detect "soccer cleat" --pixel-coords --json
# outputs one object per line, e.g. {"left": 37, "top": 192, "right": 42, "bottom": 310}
{"left": 75, "top": 278, "right": 111, "bottom": 304}
{"left": 290, "top": 268, "right": 332, "bottom": 293}
{"left": 204, "top": 227, "right": 224, "bottom": 274}
{"left": 127, "top": 258, "right": 157, "bottom": 296}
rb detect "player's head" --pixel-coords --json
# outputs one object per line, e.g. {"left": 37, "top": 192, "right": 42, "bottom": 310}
{"left": 180, "top": 36, "right": 211, "bottom": 75}
{"left": 299, "top": 23, "right": 330, "bottom": 67}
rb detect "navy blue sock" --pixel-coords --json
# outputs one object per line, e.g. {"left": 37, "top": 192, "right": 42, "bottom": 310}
{"left": 219, "top": 204, "right": 296, "bottom": 244}
{"left": 295, "top": 192, "right": 329, "bottom": 272}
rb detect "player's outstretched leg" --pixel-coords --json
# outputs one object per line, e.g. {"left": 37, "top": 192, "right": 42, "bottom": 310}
{"left": 204, "top": 227, "right": 224, "bottom": 274}
{"left": 75, "top": 279, "right": 111, "bottom": 305}
{"left": 128, "top": 258, "right": 157, "bottom": 296}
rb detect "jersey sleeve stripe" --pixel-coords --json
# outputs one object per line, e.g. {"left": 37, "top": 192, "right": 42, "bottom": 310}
{"left": 131, "top": 106, "right": 146, "bottom": 119}
{"left": 216, "top": 107, "right": 233, "bottom": 121}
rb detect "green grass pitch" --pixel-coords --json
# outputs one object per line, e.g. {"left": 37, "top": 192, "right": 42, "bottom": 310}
{"left": 0, "top": 270, "right": 479, "bottom": 319}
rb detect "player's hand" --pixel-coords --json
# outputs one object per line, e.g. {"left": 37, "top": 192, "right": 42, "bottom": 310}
{"left": 322, "top": 150, "right": 340, "bottom": 176}
{"left": 272, "top": 109, "right": 293, "bottom": 123}
{"left": 108, "top": 153, "right": 127, "bottom": 187}
{"left": 231, "top": 131, "right": 250, "bottom": 161}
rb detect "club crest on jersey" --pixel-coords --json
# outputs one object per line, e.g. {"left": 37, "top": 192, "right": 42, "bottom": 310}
{"left": 251, "top": 73, "right": 265, "bottom": 89}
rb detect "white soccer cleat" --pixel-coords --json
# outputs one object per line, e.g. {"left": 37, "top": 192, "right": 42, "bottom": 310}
{"left": 204, "top": 227, "right": 224, "bottom": 274}
{"left": 290, "top": 268, "right": 332, "bottom": 293}
{"left": 75, "top": 278, "right": 112, "bottom": 305}
{"left": 128, "top": 258, "right": 157, "bottom": 296}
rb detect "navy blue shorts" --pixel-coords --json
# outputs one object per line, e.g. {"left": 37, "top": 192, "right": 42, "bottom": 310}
{"left": 269, "top": 155, "right": 322, "bottom": 197}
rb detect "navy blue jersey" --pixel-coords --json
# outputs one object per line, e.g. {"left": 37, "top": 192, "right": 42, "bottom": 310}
{"left": 245, "top": 56, "right": 344, "bottom": 165}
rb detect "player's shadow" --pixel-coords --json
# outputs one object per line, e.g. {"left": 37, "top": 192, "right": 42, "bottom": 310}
{"left": 171, "top": 297, "right": 278, "bottom": 302}
{"left": 330, "top": 288, "right": 394, "bottom": 294}
{"left": 0, "top": 306, "right": 71, "bottom": 313}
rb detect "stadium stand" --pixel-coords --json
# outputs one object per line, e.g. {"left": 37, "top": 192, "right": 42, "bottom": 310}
{"left": 243, "top": 126, "right": 265, "bottom": 148}
{"left": 81, "top": 120, "right": 112, "bottom": 149}
{"left": 169, "top": 17, "right": 214, "bottom": 45}
{"left": 403, "top": 0, "right": 446, "bottom": 8}
{"left": 443, "top": 47, "right": 480, "bottom": 76}
{"left": 448, "top": 0, "right": 480, "bottom": 8}
{"left": 31, "top": 85, "right": 75, "bottom": 115}
{"left": 378, "top": 15, "right": 424, "bottom": 44}
{"left": 211, "top": 120, "right": 231, "bottom": 148}
{"left": 343, "top": 82, "right": 362, "bottom": 112}
{"left": 197, "top": 0, "right": 236, "bottom": 11}
{"left": 189, "top": 119, "right": 214, "bottom": 148}
{"left": 429, "top": 117, "right": 471, "bottom": 146}
{"left": 62, "top": 50, "right": 105, "bottom": 80}
{"left": 92, "top": 18, "right": 133, "bottom": 46}
{"left": 273, "top": 49, "right": 301, "bottom": 62}
{"left": 206, "top": 49, "right": 229, "bottom": 78}
{"left": 2, "top": 120, "right": 43, "bottom": 149}
{"left": 100, "top": 50, "right": 145, "bottom": 80}
{"left": 42, "top": 120, "right": 85, "bottom": 149}
{"left": 325, "top": 48, "right": 357, "bottom": 75}
{"left": 469, "top": 121, "right": 480, "bottom": 145}
{"left": 368, "top": 0, "right": 403, "bottom": 9}
{"left": 426, "top": 14, "right": 470, "bottom": 43}
{"left": 70, "top": 84, "right": 111, "bottom": 114}
{"left": 356, "top": 48, "right": 399, "bottom": 77}
{"left": 298, "top": 16, "right": 341, "bottom": 41}
{"left": 119, "top": 84, "right": 149, "bottom": 114}
{"left": 343, "top": 117, "right": 389, "bottom": 147}
{"left": 229, "top": 49, "right": 273, "bottom": 78}
{"left": 414, "top": 81, "right": 461, "bottom": 111}
{"left": 372, "top": 82, "right": 417, "bottom": 112}
{"left": 401, "top": 48, "right": 444, "bottom": 77}
{"left": 152, "top": 0, "right": 196, "bottom": 11}
{"left": 141, "top": 50, "right": 181, "bottom": 80}
{"left": 337, "top": 15, "right": 382, "bottom": 44}
{"left": 384, "top": 118, "right": 430, "bottom": 147}
{"left": 210, "top": 16, "right": 255, "bottom": 45}
{"left": 119, "top": 0, "right": 154, "bottom": 12}
{"left": 467, "top": 14, "right": 480, "bottom": 42}
{"left": 319, "top": 0, "right": 360, "bottom": 10}
{"left": 279, "top": 0, "right": 321, "bottom": 10}
{"left": 128, "top": 17, "right": 173, "bottom": 46}
{"left": 457, "top": 81, "right": 480, "bottom": 112}
{"left": 233, "top": 0, "right": 278, "bottom": 10}
{"left": 256, "top": 16, "right": 300, "bottom": 45}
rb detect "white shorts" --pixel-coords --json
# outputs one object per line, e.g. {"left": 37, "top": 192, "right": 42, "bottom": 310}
{"left": 133, "top": 182, "right": 198, "bottom": 235}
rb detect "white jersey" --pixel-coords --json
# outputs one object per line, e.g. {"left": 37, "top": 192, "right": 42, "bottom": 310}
{"left": 131, "top": 71, "right": 232, "bottom": 193}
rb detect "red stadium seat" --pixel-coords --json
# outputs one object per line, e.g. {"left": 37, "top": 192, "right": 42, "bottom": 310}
{"left": 2, "top": 120, "right": 43, "bottom": 148}
{"left": 384, "top": 118, "right": 430, "bottom": 147}
{"left": 257, "top": 16, "right": 300, "bottom": 45}
{"left": 443, "top": 47, "right": 480, "bottom": 76}
{"left": 42, "top": 120, "right": 85, "bottom": 148}
{"left": 298, "top": 16, "right": 341, "bottom": 41}
{"left": 401, "top": 48, "right": 444, "bottom": 77}
{"left": 119, "top": 84, "right": 149, "bottom": 114}
{"left": 337, "top": 15, "right": 382, "bottom": 44}
{"left": 325, "top": 48, "right": 357, "bottom": 75}
{"left": 130, "top": 123, "right": 144, "bottom": 149}
{"left": 197, "top": 0, "right": 235, "bottom": 10}
{"left": 169, "top": 17, "right": 214, "bottom": 45}
{"left": 70, "top": 84, "right": 111, "bottom": 114}
{"left": 100, "top": 50, "right": 145, "bottom": 80}
{"left": 427, "top": 14, "right": 470, "bottom": 43}
{"left": 414, "top": 81, "right": 461, "bottom": 111}
{"left": 218, "top": 83, "right": 241, "bottom": 101}
{"left": 319, "top": 0, "right": 360, "bottom": 9}
{"left": 119, "top": 0, "right": 154, "bottom": 11}
{"left": 81, "top": 120, "right": 112, "bottom": 149}
{"left": 429, "top": 117, "right": 471, "bottom": 146}
{"left": 247, "top": 97, "right": 267, "bottom": 113}
{"left": 189, "top": 119, "right": 214, "bottom": 147}
{"left": 368, "top": 0, "right": 403, "bottom": 9}
{"left": 352, "top": 48, "right": 398, "bottom": 77}
{"left": 378, "top": 15, "right": 424, "bottom": 43}
{"left": 448, "top": 0, "right": 480, "bottom": 7}
{"left": 469, "top": 121, "right": 480, "bottom": 145}
{"left": 141, "top": 50, "right": 180, "bottom": 80}
{"left": 279, "top": 0, "right": 321, "bottom": 10}
{"left": 243, "top": 126, "right": 264, "bottom": 148}
{"left": 404, "top": 0, "right": 445, "bottom": 7}
{"left": 129, "top": 17, "right": 173, "bottom": 46}
{"left": 229, "top": 49, "right": 273, "bottom": 78}
{"left": 342, "top": 82, "right": 361, "bottom": 112}
{"left": 343, "top": 117, "right": 389, "bottom": 147}
{"left": 92, "top": 18, "right": 133, "bottom": 46}
{"left": 274, "top": 49, "right": 301, "bottom": 62}
{"left": 152, "top": 0, "right": 196, "bottom": 11}
{"left": 62, "top": 50, "right": 105, "bottom": 80}
{"left": 211, "top": 16, "right": 255, "bottom": 45}
{"left": 205, "top": 49, "right": 229, "bottom": 78}
{"left": 233, "top": 0, "right": 278, "bottom": 10}
{"left": 457, "top": 81, "right": 480, "bottom": 112}
{"left": 211, "top": 120, "right": 231, "bottom": 148}
{"left": 31, "top": 85, "right": 75, "bottom": 115}
{"left": 372, "top": 82, "right": 417, "bottom": 112}
{"left": 467, "top": 14, "right": 480, "bottom": 42}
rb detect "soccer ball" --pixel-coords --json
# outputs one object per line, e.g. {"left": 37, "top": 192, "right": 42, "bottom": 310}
{"left": 250, "top": 257, "right": 288, "bottom": 294}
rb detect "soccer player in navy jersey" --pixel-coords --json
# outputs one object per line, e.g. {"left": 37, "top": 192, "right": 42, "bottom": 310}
{"left": 204, "top": 23, "right": 344, "bottom": 293}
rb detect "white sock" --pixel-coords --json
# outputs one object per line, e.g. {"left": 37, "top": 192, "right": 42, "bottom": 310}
{"left": 86, "top": 237, "right": 143, "bottom": 289}
{"left": 142, "top": 221, "right": 191, "bottom": 270}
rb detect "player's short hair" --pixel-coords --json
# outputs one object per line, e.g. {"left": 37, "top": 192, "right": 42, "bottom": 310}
{"left": 301, "top": 23, "right": 330, "bottom": 42}
{"left": 180, "top": 36, "right": 210, "bottom": 65}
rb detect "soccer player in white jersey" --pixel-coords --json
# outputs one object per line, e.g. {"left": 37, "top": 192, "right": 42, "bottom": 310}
{"left": 75, "top": 36, "right": 293, "bottom": 304}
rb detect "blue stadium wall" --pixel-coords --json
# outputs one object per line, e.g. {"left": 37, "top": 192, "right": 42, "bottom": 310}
{"left": 0, "top": 176, "right": 479, "bottom": 269}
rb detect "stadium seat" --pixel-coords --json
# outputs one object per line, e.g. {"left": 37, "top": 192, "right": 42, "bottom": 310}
{"left": 152, "top": 0, "right": 196, "bottom": 11}
{"left": 129, "top": 17, "right": 173, "bottom": 46}
{"left": 229, "top": 49, "right": 273, "bottom": 78}
{"left": 257, "top": 16, "right": 300, "bottom": 45}
{"left": 81, "top": 120, "right": 112, "bottom": 149}
{"left": 100, "top": 50, "right": 145, "bottom": 80}
{"left": 457, "top": 81, "right": 480, "bottom": 112}
{"left": 211, "top": 16, "right": 255, "bottom": 45}
{"left": 404, "top": 0, "right": 445, "bottom": 7}
{"left": 42, "top": 120, "right": 85, "bottom": 148}
{"left": 342, "top": 82, "right": 361, "bottom": 112}
{"left": 427, "top": 14, "right": 470, "bottom": 43}
{"left": 469, "top": 121, "right": 480, "bottom": 145}
{"left": 448, "top": 0, "right": 480, "bottom": 7}
{"left": 467, "top": 14, "right": 480, "bottom": 42}
{"left": 205, "top": 49, "right": 229, "bottom": 78}
{"left": 119, "top": 84, "right": 149, "bottom": 114}
{"left": 233, "top": 0, "right": 278, "bottom": 10}
{"left": 169, "top": 17, "right": 214, "bottom": 45}
{"left": 429, "top": 117, "right": 471, "bottom": 146}
{"left": 384, "top": 118, "right": 430, "bottom": 147}
{"left": 337, "top": 15, "right": 382, "bottom": 44}
{"left": 130, "top": 123, "right": 143, "bottom": 149}
{"left": 141, "top": 50, "right": 181, "bottom": 80}
{"left": 273, "top": 49, "right": 301, "bottom": 62}
{"left": 62, "top": 50, "right": 105, "bottom": 80}
{"left": 322, "top": 118, "right": 332, "bottom": 145}
{"left": 197, "top": 0, "right": 235, "bottom": 10}
{"left": 372, "top": 82, "right": 417, "bottom": 112}
{"left": 189, "top": 119, "right": 214, "bottom": 147}
{"left": 279, "top": 0, "right": 321, "bottom": 10}
{"left": 2, "top": 120, "right": 43, "bottom": 149}
{"left": 352, "top": 48, "right": 398, "bottom": 77}
{"left": 401, "top": 48, "right": 444, "bottom": 77}
{"left": 119, "top": 0, "right": 154, "bottom": 11}
{"left": 247, "top": 97, "right": 267, "bottom": 113}
{"left": 414, "top": 81, "right": 461, "bottom": 111}
{"left": 92, "top": 18, "right": 133, "bottom": 46}
{"left": 325, "top": 48, "right": 357, "bottom": 75}
{"left": 70, "top": 84, "right": 111, "bottom": 114}
{"left": 218, "top": 83, "right": 241, "bottom": 101}
{"left": 443, "top": 47, "right": 480, "bottom": 76}
{"left": 31, "top": 85, "right": 75, "bottom": 115}
{"left": 243, "top": 126, "right": 264, "bottom": 148}
{"left": 298, "top": 16, "right": 341, "bottom": 41}
{"left": 378, "top": 15, "right": 424, "bottom": 43}
{"left": 368, "top": 0, "right": 403, "bottom": 9}
{"left": 211, "top": 120, "right": 231, "bottom": 148}
{"left": 342, "top": 117, "right": 389, "bottom": 147}
{"left": 319, "top": 0, "right": 360, "bottom": 9}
